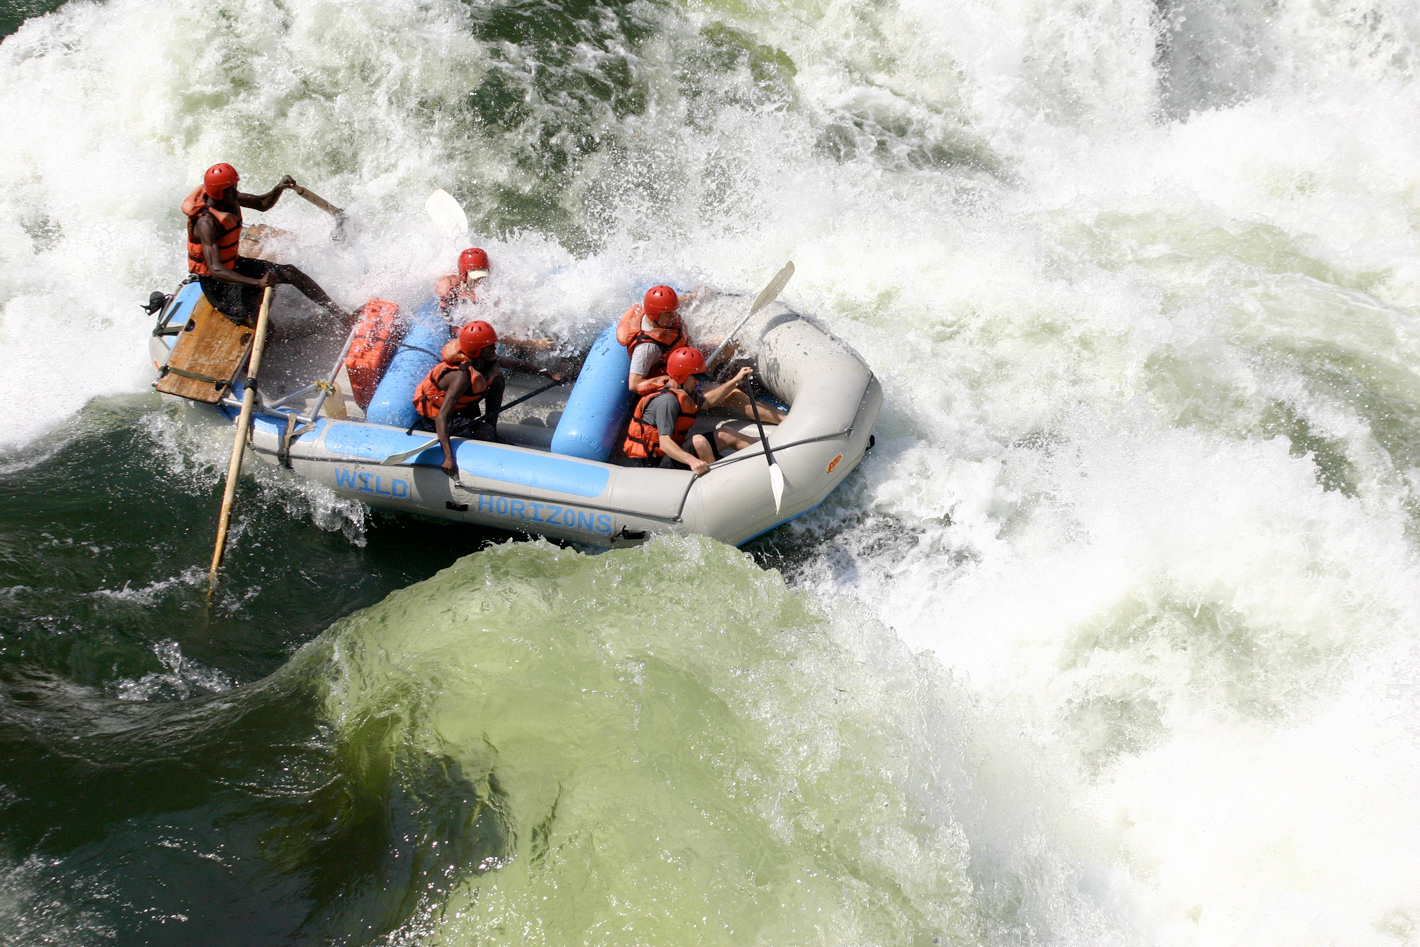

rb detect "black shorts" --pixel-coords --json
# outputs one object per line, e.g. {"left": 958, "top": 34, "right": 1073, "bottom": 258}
{"left": 199, "top": 258, "right": 284, "bottom": 324}
{"left": 413, "top": 412, "right": 496, "bottom": 442}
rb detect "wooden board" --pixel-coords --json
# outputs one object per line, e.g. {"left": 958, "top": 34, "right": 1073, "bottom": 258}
{"left": 154, "top": 293, "right": 253, "bottom": 404}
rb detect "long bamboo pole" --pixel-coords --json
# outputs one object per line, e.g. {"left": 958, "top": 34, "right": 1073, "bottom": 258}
{"left": 208, "top": 286, "right": 274, "bottom": 593}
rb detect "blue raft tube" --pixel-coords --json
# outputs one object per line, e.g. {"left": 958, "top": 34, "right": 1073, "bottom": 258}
{"left": 364, "top": 301, "right": 633, "bottom": 461}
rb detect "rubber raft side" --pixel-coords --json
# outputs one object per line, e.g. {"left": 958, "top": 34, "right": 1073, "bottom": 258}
{"left": 165, "top": 296, "right": 878, "bottom": 548}
{"left": 678, "top": 307, "right": 882, "bottom": 545}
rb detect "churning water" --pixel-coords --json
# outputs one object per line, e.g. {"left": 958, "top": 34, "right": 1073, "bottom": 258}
{"left": 3, "top": 0, "right": 1420, "bottom": 943}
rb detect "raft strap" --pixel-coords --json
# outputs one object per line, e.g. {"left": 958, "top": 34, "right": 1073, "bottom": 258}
{"left": 277, "top": 412, "right": 299, "bottom": 469}
{"left": 157, "top": 365, "right": 231, "bottom": 390}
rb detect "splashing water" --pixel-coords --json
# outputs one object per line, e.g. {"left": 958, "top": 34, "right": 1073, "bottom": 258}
{"left": 3, "top": 0, "right": 1420, "bottom": 943}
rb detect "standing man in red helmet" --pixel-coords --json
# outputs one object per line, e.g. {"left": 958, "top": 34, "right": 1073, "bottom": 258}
{"left": 623, "top": 348, "right": 758, "bottom": 476}
{"left": 413, "top": 320, "right": 567, "bottom": 474}
{"left": 183, "top": 163, "right": 347, "bottom": 326}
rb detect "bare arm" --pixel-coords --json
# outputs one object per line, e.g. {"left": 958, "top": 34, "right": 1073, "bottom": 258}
{"left": 500, "top": 337, "right": 555, "bottom": 355}
{"left": 660, "top": 434, "right": 709, "bottom": 476}
{"left": 494, "top": 354, "right": 566, "bottom": 383}
{"left": 435, "top": 371, "right": 473, "bottom": 476}
{"left": 236, "top": 175, "right": 296, "bottom": 213}
{"left": 699, "top": 366, "right": 753, "bottom": 409}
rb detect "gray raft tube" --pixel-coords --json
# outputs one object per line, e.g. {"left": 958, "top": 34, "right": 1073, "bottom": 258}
{"left": 325, "top": 299, "right": 882, "bottom": 548}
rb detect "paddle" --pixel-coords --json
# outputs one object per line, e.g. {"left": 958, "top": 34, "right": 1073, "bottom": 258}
{"left": 746, "top": 375, "right": 785, "bottom": 513}
{"left": 705, "top": 261, "right": 795, "bottom": 367}
{"left": 483, "top": 377, "right": 566, "bottom": 422}
{"left": 380, "top": 378, "right": 567, "bottom": 465}
{"left": 208, "top": 286, "right": 274, "bottom": 596}
{"left": 290, "top": 183, "right": 348, "bottom": 241}
{"left": 380, "top": 438, "right": 440, "bottom": 466}
{"left": 425, "top": 188, "right": 469, "bottom": 238}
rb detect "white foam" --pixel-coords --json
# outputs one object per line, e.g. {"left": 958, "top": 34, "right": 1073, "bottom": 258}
{"left": 6, "top": 0, "right": 1420, "bottom": 941}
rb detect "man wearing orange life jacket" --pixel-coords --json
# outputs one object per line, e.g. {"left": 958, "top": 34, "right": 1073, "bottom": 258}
{"left": 623, "top": 283, "right": 787, "bottom": 424}
{"left": 623, "top": 348, "right": 757, "bottom": 477}
{"left": 413, "top": 320, "right": 567, "bottom": 476}
{"left": 434, "top": 247, "right": 553, "bottom": 353}
{"left": 184, "top": 163, "right": 347, "bottom": 326}
{"left": 622, "top": 284, "right": 693, "bottom": 395}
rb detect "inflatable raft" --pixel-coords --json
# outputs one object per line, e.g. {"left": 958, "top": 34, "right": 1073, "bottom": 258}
{"left": 148, "top": 282, "right": 881, "bottom": 548}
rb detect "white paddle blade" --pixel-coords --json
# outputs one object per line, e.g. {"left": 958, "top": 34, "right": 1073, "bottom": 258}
{"left": 424, "top": 188, "right": 469, "bottom": 237}
{"left": 381, "top": 438, "right": 440, "bottom": 466}
{"left": 769, "top": 461, "right": 785, "bottom": 514}
{"left": 706, "top": 261, "right": 795, "bottom": 367}
{"left": 750, "top": 261, "right": 794, "bottom": 316}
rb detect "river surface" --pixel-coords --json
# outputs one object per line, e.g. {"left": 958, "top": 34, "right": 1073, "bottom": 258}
{"left": 3, "top": 0, "right": 1420, "bottom": 944}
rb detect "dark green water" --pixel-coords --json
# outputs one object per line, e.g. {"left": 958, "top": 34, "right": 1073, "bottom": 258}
{"left": 8, "top": 0, "right": 1420, "bottom": 943}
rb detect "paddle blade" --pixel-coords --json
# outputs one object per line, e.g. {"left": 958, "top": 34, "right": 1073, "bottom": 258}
{"left": 706, "top": 261, "right": 795, "bottom": 367}
{"left": 425, "top": 189, "right": 469, "bottom": 237}
{"left": 750, "top": 261, "right": 795, "bottom": 316}
{"left": 769, "top": 461, "right": 785, "bottom": 514}
{"left": 381, "top": 438, "right": 440, "bottom": 465}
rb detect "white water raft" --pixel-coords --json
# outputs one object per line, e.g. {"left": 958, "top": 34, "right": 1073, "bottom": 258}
{"left": 149, "top": 282, "right": 881, "bottom": 548}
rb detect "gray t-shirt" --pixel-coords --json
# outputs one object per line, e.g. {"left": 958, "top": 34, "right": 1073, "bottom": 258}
{"left": 629, "top": 340, "right": 665, "bottom": 378}
{"left": 629, "top": 315, "right": 685, "bottom": 377}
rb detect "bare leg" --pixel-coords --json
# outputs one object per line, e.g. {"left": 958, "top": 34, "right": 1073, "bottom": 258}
{"left": 723, "top": 389, "right": 785, "bottom": 424}
{"left": 691, "top": 433, "right": 716, "bottom": 464}
{"left": 272, "top": 263, "right": 348, "bottom": 321}
{"left": 470, "top": 372, "right": 507, "bottom": 441}
{"left": 715, "top": 427, "right": 753, "bottom": 454}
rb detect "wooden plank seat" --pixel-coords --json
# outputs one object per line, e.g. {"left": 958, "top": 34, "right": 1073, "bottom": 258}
{"left": 154, "top": 292, "right": 253, "bottom": 404}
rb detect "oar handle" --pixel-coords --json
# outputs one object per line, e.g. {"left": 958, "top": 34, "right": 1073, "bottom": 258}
{"left": 208, "top": 287, "right": 275, "bottom": 592}
{"left": 291, "top": 183, "right": 345, "bottom": 219}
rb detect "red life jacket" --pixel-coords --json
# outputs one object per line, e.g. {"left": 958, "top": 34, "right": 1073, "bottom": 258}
{"left": 623, "top": 385, "right": 698, "bottom": 460}
{"left": 616, "top": 305, "right": 688, "bottom": 378}
{"left": 345, "top": 300, "right": 405, "bottom": 409}
{"left": 413, "top": 359, "right": 489, "bottom": 419}
{"left": 182, "top": 185, "right": 241, "bottom": 276}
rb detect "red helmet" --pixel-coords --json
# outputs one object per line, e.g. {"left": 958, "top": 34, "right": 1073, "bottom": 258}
{"left": 643, "top": 285, "right": 679, "bottom": 316}
{"left": 666, "top": 347, "right": 706, "bottom": 383}
{"left": 203, "top": 163, "right": 240, "bottom": 199}
{"left": 457, "top": 320, "right": 497, "bottom": 357}
{"left": 458, "top": 247, "right": 490, "bottom": 279}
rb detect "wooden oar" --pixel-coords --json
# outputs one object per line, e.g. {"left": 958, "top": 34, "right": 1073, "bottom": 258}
{"left": 290, "top": 183, "right": 348, "bottom": 241}
{"left": 208, "top": 286, "right": 274, "bottom": 595}
{"left": 425, "top": 188, "right": 469, "bottom": 237}
{"left": 746, "top": 376, "right": 785, "bottom": 513}
{"left": 706, "top": 261, "right": 794, "bottom": 367}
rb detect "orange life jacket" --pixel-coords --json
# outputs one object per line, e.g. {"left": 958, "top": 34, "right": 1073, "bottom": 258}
{"left": 183, "top": 185, "right": 241, "bottom": 276}
{"left": 345, "top": 299, "right": 405, "bottom": 409}
{"left": 623, "top": 385, "right": 698, "bottom": 460}
{"left": 616, "top": 305, "right": 688, "bottom": 377}
{"left": 413, "top": 359, "right": 489, "bottom": 419}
